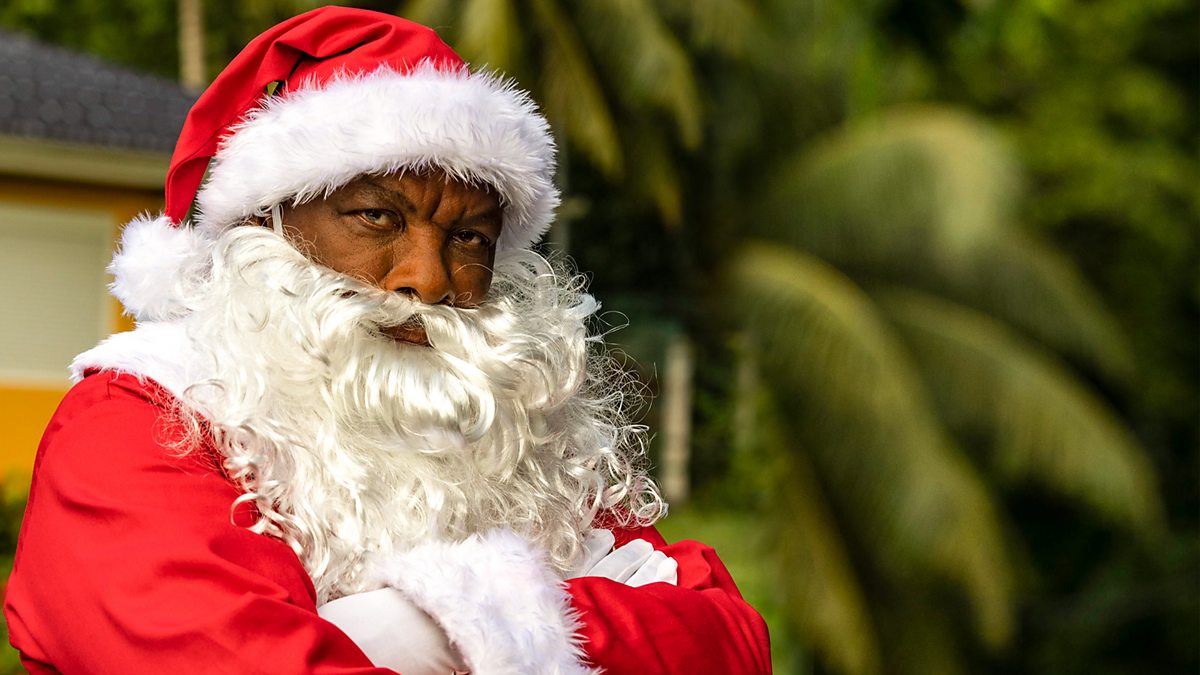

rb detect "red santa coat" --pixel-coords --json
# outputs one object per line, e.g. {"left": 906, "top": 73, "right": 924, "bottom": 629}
{"left": 5, "top": 371, "right": 771, "bottom": 674}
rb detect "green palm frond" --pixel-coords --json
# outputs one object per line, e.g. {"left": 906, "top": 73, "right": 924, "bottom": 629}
{"left": 877, "top": 599, "right": 968, "bottom": 675}
{"left": 398, "top": 0, "right": 456, "bottom": 29}
{"left": 956, "top": 230, "right": 1134, "bottom": 377}
{"left": 577, "top": 0, "right": 703, "bottom": 149}
{"left": 622, "top": 122, "right": 683, "bottom": 226}
{"left": 529, "top": 0, "right": 622, "bottom": 176}
{"left": 880, "top": 289, "right": 1164, "bottom": 533}
{"left": 756, "top": 396, "right": 881, "bottom": 675}
{"left": 657, "top": 0, "right": 762, "bottom": 57}
{"left": 728, "top": 242, "right": 1014, "bottom": 648}
{"left": 456, "top": 0, "right": 521, "bottom": 75}
{"left": 764, "top": 106, "right": 1019, "bottom": 262}
{"left": 760, "top": 105, "right": 1131, "bottom": 375}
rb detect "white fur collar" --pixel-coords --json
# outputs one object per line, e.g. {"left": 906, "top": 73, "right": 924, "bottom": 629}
{"left": 70, "top": 320, "right": 213, "bottom": 404}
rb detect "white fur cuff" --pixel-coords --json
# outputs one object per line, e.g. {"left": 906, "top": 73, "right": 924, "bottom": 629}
{"left": 374, "top": 529, "right": 595, "bottom": 675}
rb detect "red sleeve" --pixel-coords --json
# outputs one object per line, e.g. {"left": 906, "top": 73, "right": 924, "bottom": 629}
{"left": 568, "top": 523, "right": 772, "bottom": 674}
{"left": 3, "top": 373, "right": 393, "bottom": 675}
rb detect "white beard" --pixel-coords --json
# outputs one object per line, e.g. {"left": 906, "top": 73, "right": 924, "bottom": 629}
{"left": 170, "top": 227, "right": 663, "bottom": 603}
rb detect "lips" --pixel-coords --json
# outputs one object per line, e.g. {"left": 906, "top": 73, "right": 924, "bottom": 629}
{"left": 380, "top": 319, "right": 431, "bottom": 347}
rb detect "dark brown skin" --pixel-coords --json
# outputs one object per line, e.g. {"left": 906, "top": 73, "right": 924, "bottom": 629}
{"left": 276, "top": 169, "right": 503, "bottom": 345}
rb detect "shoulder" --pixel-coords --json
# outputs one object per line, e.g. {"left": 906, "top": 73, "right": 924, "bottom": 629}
{"left": 32, "top": 371, "right": 220, "bottom": 499}
{"left": 59, "top": 370, "right": 175, "bottom": 413}
{"left": 40, "top": 371, "right": 179, "bottom": 450}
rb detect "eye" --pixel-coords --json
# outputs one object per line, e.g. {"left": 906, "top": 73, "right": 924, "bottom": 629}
{"left": 356, "top": 209, "right": 398, "bottom": 229}
{"left": 453, "top": 229, "right": 493, "bottom": 249}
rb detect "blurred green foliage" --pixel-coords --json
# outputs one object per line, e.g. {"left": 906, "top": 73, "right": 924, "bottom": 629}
{"left": 0, "top": 1, "right": 1194, "bottom": 673}
{"left": 0, "top": 481, "right": 26, "bottom": 675}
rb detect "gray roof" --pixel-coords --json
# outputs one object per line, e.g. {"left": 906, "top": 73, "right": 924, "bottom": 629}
{"left": 0, "top": 29, "right": 195, "bottom": 153}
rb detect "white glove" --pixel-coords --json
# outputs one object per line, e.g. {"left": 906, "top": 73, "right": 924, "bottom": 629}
{"left": 318, "top": 587, "right": 468, "bottom": 674}
{"left": 570, "top": 529, "right": 678, "bottom": 587}
{"left": 571, "top": 528, "right": 618, "bottom": 576}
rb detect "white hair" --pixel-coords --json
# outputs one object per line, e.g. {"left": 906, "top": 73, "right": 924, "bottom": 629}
{"left": 169, "top": 226, "right": 664, "bottom": 602}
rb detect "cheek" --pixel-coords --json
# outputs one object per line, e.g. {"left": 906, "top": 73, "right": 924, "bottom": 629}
{"left": 303, "top": 233, "right": 395, "bottom": 285}
{"left": 453, "top": 263, "right": 494, "bottom": 304}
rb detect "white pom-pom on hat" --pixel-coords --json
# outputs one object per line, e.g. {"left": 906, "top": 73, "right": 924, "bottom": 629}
{"left": 109, "top": 214, "right": 212, "bottom": 322}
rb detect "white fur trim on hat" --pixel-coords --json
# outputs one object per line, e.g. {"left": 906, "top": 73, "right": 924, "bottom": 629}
{"left": 195, "top": 64, "right": 559, "bottom": 251}
{"left": 373, "top": 529, "right": 595, "bottom": 675}
{"left": 109, "top": 214, "right": 213, "bottom": 322}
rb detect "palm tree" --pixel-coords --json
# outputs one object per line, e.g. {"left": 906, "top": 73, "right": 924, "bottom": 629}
{"left": 727, "top": 106, "right": 1164, "bottom": 675}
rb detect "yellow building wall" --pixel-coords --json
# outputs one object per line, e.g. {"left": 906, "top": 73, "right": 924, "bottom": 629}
{"left": 0, "top": 176, "right": 157, "bottom": 477}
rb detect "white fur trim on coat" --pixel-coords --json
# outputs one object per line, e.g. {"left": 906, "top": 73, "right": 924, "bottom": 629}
{"left": 373, "top": 529, "right": 596, "bottom": 675}
{"left": 69, "top": 320, "right": 210, "bottom": 400}
{"left": 195, "top": 64, "right": 559, "bottom": 251}
{"left": 109, "top": 214, "right": 213, "bottom": 322}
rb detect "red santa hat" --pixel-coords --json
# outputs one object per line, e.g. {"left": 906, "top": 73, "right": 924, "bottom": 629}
{"left": 112, "top": 6, "right": 558, "bottom": 321}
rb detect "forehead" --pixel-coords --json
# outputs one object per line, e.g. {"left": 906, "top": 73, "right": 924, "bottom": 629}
{"left": 333, "top": 168, "right": 499, "bottom": 202}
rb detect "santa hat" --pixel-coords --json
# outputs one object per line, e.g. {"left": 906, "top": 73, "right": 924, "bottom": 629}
{"left": 113, "top": 6, "right": 558, "bottom": 321}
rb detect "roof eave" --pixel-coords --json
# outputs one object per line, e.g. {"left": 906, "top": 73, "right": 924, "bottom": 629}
{"left": 0, "top": 134, "right": 168, "bottom": 190}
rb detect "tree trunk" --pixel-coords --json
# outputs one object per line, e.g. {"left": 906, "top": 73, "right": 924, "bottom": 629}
{"left": 548, "top": 137, "right": 572, "bottom": 254}
{"left": 733, "top": 332, "right": 759, "bottom": 456}
{"left": 178, "top": 0, "right": 206, "bottom": 91}
{"left": 660, "top": 331, "right": 694, "bottom": 505}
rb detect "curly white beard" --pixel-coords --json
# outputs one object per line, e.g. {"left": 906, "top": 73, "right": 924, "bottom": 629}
{"left": 171, "top": 226, "right": 664, "bottom": 603}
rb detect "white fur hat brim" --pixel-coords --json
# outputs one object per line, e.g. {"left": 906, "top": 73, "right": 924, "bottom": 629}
{"left": 194, "top": 64, "right": 559, "bottom": 251}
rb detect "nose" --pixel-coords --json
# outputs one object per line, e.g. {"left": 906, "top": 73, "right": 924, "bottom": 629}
{"left": 377, "top": 239, "right": 453, "bottom": 305}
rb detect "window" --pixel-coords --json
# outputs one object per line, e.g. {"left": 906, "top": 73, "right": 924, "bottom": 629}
{"left": 0, "top": 201, "right": 113, "bottom": 384}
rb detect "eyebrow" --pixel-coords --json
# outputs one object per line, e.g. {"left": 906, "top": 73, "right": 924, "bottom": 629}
{"left": 464, "top": 205, "right": 504, "bottom": 226}
{"left": 357, "top": 178, "right": 415, "bottom": 212}
{"left": 357, "top": 177, "right": 503, "bottom": 224}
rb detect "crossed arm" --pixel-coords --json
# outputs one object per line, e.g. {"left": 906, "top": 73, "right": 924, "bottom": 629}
{"left": 320, "top": 526, "right": 770, "bottom": 674}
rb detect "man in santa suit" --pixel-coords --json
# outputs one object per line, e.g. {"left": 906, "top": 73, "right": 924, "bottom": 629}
{"left": 4, "top": 7, "right": 771, "bottom": 674}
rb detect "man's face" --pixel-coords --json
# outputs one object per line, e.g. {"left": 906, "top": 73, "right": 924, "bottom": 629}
{"left": 280, "top": 169, "right": 503, "bottom": 344}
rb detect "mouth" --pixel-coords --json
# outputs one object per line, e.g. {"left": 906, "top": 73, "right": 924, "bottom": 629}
{"left": 380, "top": 319, "right": 431, "bottom": 347}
